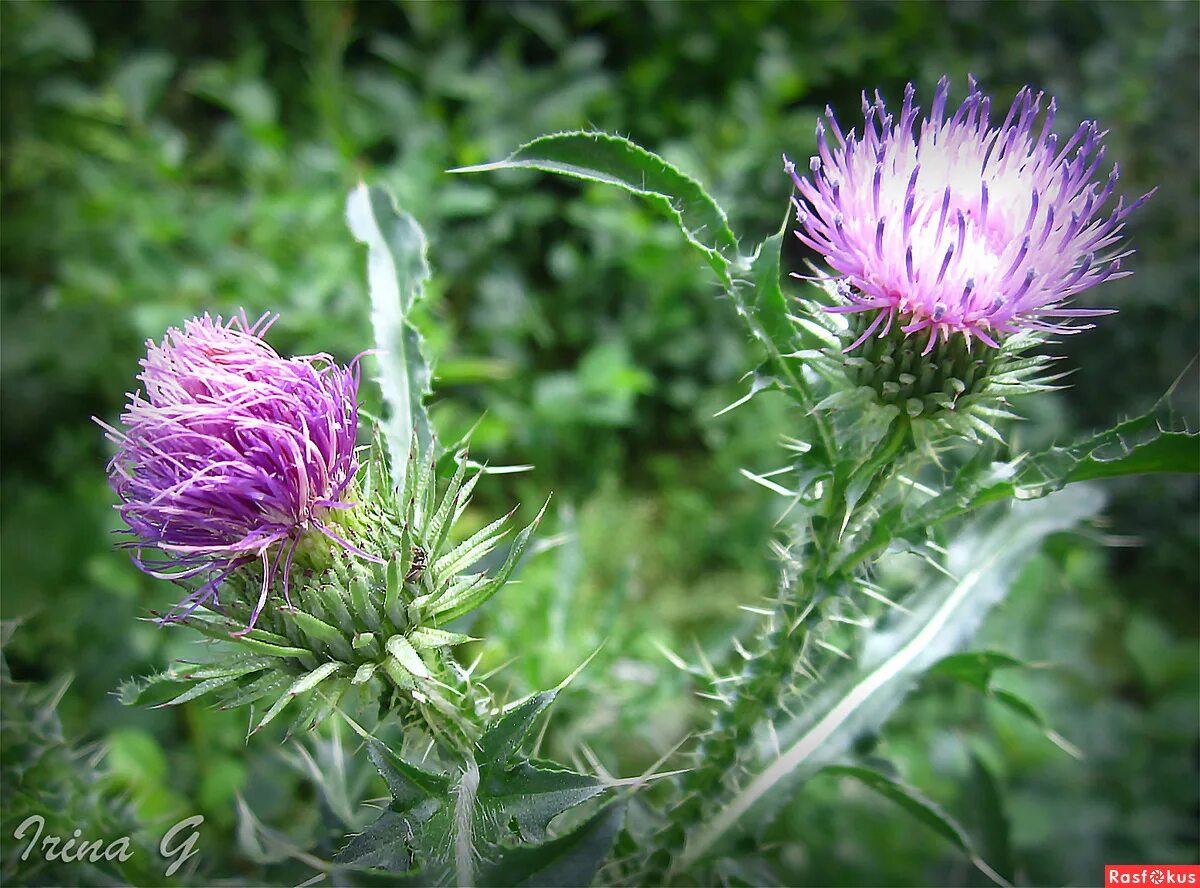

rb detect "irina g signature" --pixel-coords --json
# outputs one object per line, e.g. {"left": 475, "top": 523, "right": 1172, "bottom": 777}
{"left": 13, "top": 814, "right": 203, "bottom": 877}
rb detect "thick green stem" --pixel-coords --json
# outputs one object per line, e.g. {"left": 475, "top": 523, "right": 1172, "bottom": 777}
{"left": 643, "top": 574, "right": 823, "bottom": 884}
{"left": 644, "top": 414, "right": 918, "bottom": 883}
{"left": 819, "top": 414, "right": 912, "bottom": 569}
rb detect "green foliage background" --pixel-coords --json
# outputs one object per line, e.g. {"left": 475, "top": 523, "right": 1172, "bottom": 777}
{"left": 1, "top": 1, "right": 1196, "bottom": 884}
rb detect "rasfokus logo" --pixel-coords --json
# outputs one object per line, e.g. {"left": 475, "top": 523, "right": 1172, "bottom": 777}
{"left": 1106, "top": 865, "right": 1200, "bottom": 885}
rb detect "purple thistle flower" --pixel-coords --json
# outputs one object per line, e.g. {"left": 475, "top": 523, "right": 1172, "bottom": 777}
{"left": 785, "top": 77, "right": 1154, "bottom": 354}
{"left": 98, "top": 311, "right": 375, "bottom": 632}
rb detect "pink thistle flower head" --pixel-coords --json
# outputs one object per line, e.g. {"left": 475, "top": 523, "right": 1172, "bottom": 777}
{"left": 98, "top": 311, "right": 375, "bottom": 630}
{"left": 786, "top": 76, "right": 1154, "bottom": 355}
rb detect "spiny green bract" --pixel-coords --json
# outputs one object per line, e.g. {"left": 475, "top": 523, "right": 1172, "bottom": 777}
{"left": 122, "top": 434, "right": 545, "bottom": 745}
{"left": 794, "top": 285, "right": 1066, "bottom": 443}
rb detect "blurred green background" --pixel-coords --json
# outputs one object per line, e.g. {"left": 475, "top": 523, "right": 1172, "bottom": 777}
{"left": 2, "top": 1, "right": 1196, "bottom": 885}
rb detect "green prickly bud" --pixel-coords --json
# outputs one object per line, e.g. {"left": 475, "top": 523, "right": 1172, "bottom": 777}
{"left": 799, "top": 298, "right": 1063, "bottom": 441}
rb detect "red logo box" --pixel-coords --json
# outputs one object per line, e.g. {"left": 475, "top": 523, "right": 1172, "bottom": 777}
{"left": 1106, "top": 866, "right": 1200, "bottom": 885}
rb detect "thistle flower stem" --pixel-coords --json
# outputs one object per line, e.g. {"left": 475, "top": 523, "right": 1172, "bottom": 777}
{"left": 819, "top": 414, "right": 912, "bottom": 569}
{"left": 644, "top": 577, "right": 824, "bottom": 884}
{"left": 644, "top": 417, "right": 918, "bottom": 883}
{"left": 777, "top": 359, "right": 836, "bottom": 465}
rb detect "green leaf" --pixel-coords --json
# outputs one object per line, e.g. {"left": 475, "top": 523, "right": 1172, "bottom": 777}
{"left": 174, "top": 656, "right": 274, "bottom": 681}
{"left": 1007, "top": 403, "right": 1197, "bottom": 499}
{"left": 183, "top": 613, "right": 315, "bottom": 659}
{"left": 477, "top": 800, "right": 625, "bottom": 888}
{"left": 119, "top": 671, "right": 195, "bottom": 708}
{"left": 346, "top": 184, "right": 434, "bottom": 485}
{"left": 292, "top": 610, "right": 354, "bottom": 661}
{"left": 965, "top": 755, "right": 1016, "bottom": 887}
{"left": 988, "top": 690, "right": 1082, "bottom": 759}
{"left": 336, "top": 811, "right": 426, "bottom": 876}
{"left": 453, "top": 131, "right": 736, "bottom": 285}
{"left": 679, "top": 486, "right": 1102, "bottom": 870}
{"left": 927, "top": 651, "right": 1081, "bottom": 757}
{"left": 365, "top": 738, "right": 452, "bottom": 807}
{"left": 840, "top": 401, "right": 1196, "bottom": 574}
{"left": 426, "top": 455, "right": 469, "bottom": 559}
{"left": 154, "top": 674, "right": 243, "bottom": 708}
{"left": 744, "top": 222, "right": 835, "bottom": 460}
{"left": 821, "top": 766, "right": 1009, "bottom": 886}
{"left": 1064, "top": 424, "right": 1198, "bottom": 482}
{"left": 283, "top": 681, "right": 344, "bottom": 739}
{"left": 484, "top": 760, "right": 605, "bottom": 843}
{"left": 927, "top": 651, "right": 1025, "bottom": 692}
{"left": 433, "top": 508, "right": 514, "bottom": 578}
{"left": 478, "top": 689, "right": 558, "bottom": 767}
{"left": 217, "top": 671, "right": 294, "bottom": 710}
{"left": 120, "top": 657, "right": 273, "bottom": 708}
{"left": 343, "top": 726, "right": 605, "bottom": 885}
{"left": 384, "top": 556, "right": 404, "bottom": 624}
{"left": 744, "top": 226, "right": 792, "bottom": 353}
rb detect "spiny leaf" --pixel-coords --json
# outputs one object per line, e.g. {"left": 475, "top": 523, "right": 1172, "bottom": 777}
{"left": 453, "top": 131, "right": 736, "bottom": 285}
{"left": 176, "top": 656, "right": 274, "bottom": 681}
{"left": 365, "top": 738, "right": 451, "bottom": 807}
{"left": 318, "top": 584, "right": 357, "bottom": 635}
{"left": 482, "top": 760, "right": 605, "bottom": 843}
{"left": 738, "top": 217, "right": 837, "bottom": 467}
{"left": 335, "top": 811, "right": 426, "bottom": 877}
{"left": 119, "top": 671, "right": 196, "bottom": 708}
{"left": 426, "top": 455, "right": 469, "bottom": 558}
{"left": 292, "top": 611, "right": 354, "bottom": 660}
{"left": 411, "top": 444, "right": 438, "bottom": 529}
{"left": 218, "top": 671, "right": 294, "bottom": 710}
{"left": 479, "top": 689, "right": 559, "bottom": 768}
{"left": 182, "top": 611, "right": 291, "bottom": 644}
{"left": 746, "top": 223, "right": 796, "bottom": 355}
{"left": 476, "top": 800, "right": 625, "bottom": 888}
{"left": 385, "top": 555, "right": 404, "bottom": 624}
{"left": 359, "top": 425, "right": 392, "bottom": 503}
{"left": 283, "top": 680, "right": 345, "bottom": 740}
{"left": 478, "top": 650, "right": 598, "bottom": 770}
{"left": 1065, "top": 424, "right": 1198, "bottom": 482}
{"left": 840, "top": 399, "right": 1197, "bottom": 574}
{"left": 204, "top": 632, "right": 313, "bottom": 661}
{"left": 400, "top": 437, "right": 421, "bottom": 524}
{"left": 343, "top": 731, "right": 608, "bottom": 885}
{"left": 346, "top": 184, "right": 434, "bottom": 485}
{"left": 351, "top": 578, "right": 385, "bottom": 635}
